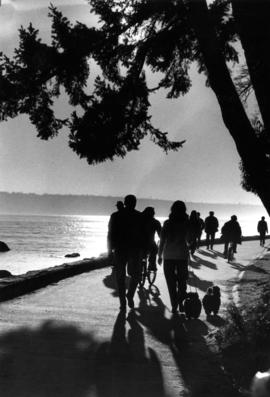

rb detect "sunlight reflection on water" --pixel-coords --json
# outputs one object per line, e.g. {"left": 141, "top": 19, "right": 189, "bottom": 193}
{"left": 0, "top": 211, "right": 267, "bottom": 275}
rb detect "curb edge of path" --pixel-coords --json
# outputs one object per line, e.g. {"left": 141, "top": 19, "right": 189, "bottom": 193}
{"left": 0, "top": 255, "right": 110, "bottom": 303}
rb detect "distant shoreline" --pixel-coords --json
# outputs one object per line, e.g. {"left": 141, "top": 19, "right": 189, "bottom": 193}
{"left": 0, "top": 191, "right": 267, "bottom": 217}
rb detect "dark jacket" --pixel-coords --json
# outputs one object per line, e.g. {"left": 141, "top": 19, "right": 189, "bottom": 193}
{"left": 257, "top": 220, "right": 268, "bottom": 234}
{"left": 204, "top": 215, "right": 219, "bottom": 233}
{"left": 108, "top": 208, "right": 143, "bottom": 252}
{"left": 221, "top": 220, "right": 242, "bottom": 243}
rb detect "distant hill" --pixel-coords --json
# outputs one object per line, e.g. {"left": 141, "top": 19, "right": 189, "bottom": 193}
{"left": 0, "top": 191, "right": 267, "bottom": 218}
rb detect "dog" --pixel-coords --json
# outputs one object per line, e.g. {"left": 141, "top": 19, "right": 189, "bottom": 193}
{"left": 202, "top": 285, "right": 221, "bottom": 316}
{"left": 202, "top": 287, "right": 214, "bottom": 316}
{"left": 183, "top": 292, "right": 202, "bottom": 319}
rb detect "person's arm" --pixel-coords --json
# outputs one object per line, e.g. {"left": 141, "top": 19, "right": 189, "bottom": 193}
{"left": 266, "top": 222, "right": 268, "bottom": 234}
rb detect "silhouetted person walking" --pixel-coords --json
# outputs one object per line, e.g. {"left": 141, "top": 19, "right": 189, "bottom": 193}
{"left": 204, "top": 211, "right": 219, "bottom": 250}
{"left": 257, "top": 216, "right": 268, "bottom": 246}
{"left": 107, "top": 201, "right": 124, "bottom": 266}
{"left": 141, "top": 207, "right": 161, "bottom": 271}
{"left": 108, "top": 194, "right": 143, "bottom": 311}
{"left": 187, "top": 210, "right": 201, "bottom": 255}
{"left": 158, "top": 201, "right": 189, "bottom": 314}
{"left": 197, "top": 212, "right": 205, "bottom": 248}
{"left": 221, "top": 215, "right": 242, "bottom": 258}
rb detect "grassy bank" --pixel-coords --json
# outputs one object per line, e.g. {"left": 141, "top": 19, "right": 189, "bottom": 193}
{"left": 216, "top": 281, "right": 270, "bottom": 394}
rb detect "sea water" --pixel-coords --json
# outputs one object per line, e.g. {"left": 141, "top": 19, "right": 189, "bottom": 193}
{"left": 0, "top": 211, "right": 268, "bottom": 275}
{"left": 0, "top": 214, "right": 109, "bottom": 275}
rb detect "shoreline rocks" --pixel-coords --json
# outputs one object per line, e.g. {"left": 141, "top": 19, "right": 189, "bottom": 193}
{"left": 65, "top": 253, "right": 80, "bottom": 258}
{"left": 0, "top": 241, "right": 10, "bottom": 252}
{"left": 0, "top": 270, "right": 13, "bottom": 278}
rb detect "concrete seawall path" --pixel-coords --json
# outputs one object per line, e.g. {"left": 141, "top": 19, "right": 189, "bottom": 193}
{"left": 0, "top": 240, "right": 269, "bottom": 397}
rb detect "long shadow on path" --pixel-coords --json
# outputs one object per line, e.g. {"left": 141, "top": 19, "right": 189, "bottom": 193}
{"left": 94, "top": 311, "right": 167, "bottom": 397}
{"left": 199, "top": 249, "right": 225, "bottom": 260}
{"left": 190, "top": 255, "right": 217, "bottom": 270}
{"left": 0, "top": 315, "right": 166, "bottom": 397}
{"left": 136, "top": 288, "right": 239, "bottom": 397}
{"left": 187, "top": 272, "right": 213, "bottom": 293}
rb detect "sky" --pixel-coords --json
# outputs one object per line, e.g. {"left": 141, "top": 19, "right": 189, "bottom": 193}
{"left": 0, "top": 0, "right": 263, "bottom": 205}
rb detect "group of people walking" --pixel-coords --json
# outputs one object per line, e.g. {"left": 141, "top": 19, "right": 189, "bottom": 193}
{"left": 107, "top": 195, "right": 190, "bottom": 313}
{"left": 107, "top": 195, "right": 268, "bottom": 313}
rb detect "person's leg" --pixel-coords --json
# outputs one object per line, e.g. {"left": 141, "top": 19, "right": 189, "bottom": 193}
{"left": 126, "top": 251, "right": 142, "bottom": 308}
{"left": 163, "top": 260, "right": 178, "bottom": 312}
{"left": 175, "top": 260, "right": 188, "bottom": 310}
{"left": 114, "top": 251, "right": 127, "bottom": 310}
{"left": 233, "top": 242, "right": 237, "bottom": 253}
{"left": 210, "top": 233, "right": 215, "bottom": 249}
{"left": 190, "top": 239, "right": 196, "bottom": 255}
{"left": 148, "top": 243, "right": 158, "bottom": 271}
{"left": 224, "top": 241, "right": 229, "bottom": 257}
{"left": 206, "top": 233, "right": 210, "bottom": 249}
{"left": 197, "top": 232, "right": 202, "bottom": 248}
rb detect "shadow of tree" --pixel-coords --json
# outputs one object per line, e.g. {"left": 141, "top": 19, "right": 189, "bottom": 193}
{"left": 0, "top": 320, "right": 98, "bottom": 397}
{"left": 0, "top": 315, "right": 167, "bottom": 397}
{"left": 94, "top": 311, "right": 167, "bottom": 397}
{"left": 244, "top": 264, "right": 269, "bottom": 274}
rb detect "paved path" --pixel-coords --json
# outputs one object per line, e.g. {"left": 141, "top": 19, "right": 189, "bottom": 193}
{"left": 0, "top": 241, "right": 269, "bottom": 397}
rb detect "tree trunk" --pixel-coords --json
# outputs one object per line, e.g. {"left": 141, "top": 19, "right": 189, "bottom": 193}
{"left": 185, "top": 0, "right": 270, "bottom": 215}
{"left": 232, "top": 0, "right": 270, "bottom": 133}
